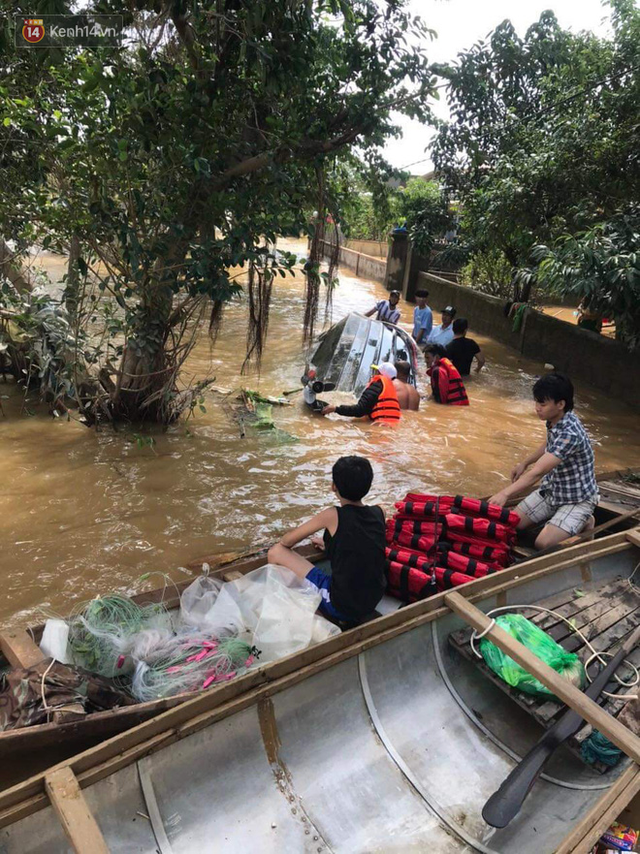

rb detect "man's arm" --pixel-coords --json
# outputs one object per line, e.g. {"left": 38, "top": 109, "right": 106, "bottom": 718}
{"left": 329, "top": 379, "right": 382, "bottom": 417}
{"left": 511, "top": 441, "right": 546, "bottom": 481}
{"left": 475, "top": 349, "right": 486, "bottom": 372}
{"left": 489, "top": 452, "right": 561, "bottom": 506}
{"left": 365, "top": 302, "right": 381, "bottom": 319}
{"left": 278, "top": 507, "right": 338, "bottom": 548}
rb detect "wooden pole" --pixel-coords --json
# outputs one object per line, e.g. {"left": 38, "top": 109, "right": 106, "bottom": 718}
{"left": 444, "top": 591, "right": 640, "bottom": 763}
{"left": 44, "top": 767, "right": 110, "bottom": 854}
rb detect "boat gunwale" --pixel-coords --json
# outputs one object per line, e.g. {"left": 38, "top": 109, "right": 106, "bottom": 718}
{"left": 0, "top": 529, "right": 638, "bottom": 839}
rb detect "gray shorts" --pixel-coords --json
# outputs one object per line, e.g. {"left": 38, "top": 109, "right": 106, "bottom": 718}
{"left": 516, "top": 489, "right": 597, "bottom": 536}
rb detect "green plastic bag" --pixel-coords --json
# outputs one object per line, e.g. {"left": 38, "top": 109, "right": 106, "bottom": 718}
{"left": 479, "top": 613, "right": 586, "bottom": 699}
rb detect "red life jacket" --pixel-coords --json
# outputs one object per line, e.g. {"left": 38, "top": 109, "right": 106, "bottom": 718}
{"left": 434, "top": 566, "right": 476, "bottom": 591}
{"left": 386, "top": 530, "right": 437, "bottom": 553}
{"left": 450, "top": 495, "right": 520, "bottom": 528}
{"left": 387, "top": 519, "right": 439, "bottom": 538}
{"left": 394, "top": 499, "right": 449, "bottom": 519}
{"left": 385, "top": 560, "right": 435, "bottom": 603}
{"left": 436, "top": 546, "right": 497, "bottom": 578}
{"left": 428, "top": 357, "right": 469, "bottom": 406}
{"left": 448, "top": 535, "right": 510, "bottom": 565}
{"left": 404, "top": 493, "right": 456, "bottom": 508}
{"left": 368, "top": 374, "right": 401, "bottom": 423}
{"left": 445, "top": 513, "right": 516, "bottom": 544}
{"left": 385, "top": 546, "right": 431, "bottom": 572}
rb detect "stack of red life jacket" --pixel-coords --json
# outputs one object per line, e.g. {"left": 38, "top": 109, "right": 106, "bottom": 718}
{"left": 385, "top": 493, "right": 520, "bottom": 603}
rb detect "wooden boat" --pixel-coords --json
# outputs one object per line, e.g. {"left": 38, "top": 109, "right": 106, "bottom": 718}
{"left": 0, "top": 471, "right": 638, "bottom": 792}
{"left": 1, "top": 529, "right": 640, "bottom": 852}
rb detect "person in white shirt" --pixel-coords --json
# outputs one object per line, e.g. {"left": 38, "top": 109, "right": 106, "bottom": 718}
{"left": 427, "top": 305, "right": 456, "bottom": 348}
{"left": 365, "top": 290, "right": 401, "bottom": 324}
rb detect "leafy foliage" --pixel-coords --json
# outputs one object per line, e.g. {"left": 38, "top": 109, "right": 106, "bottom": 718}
{"left": 0, "top": 0, "right": 437, "bottom": 422}
{"left": 397, "top": 178, "right": 450, "bottom": 258}
{"left": 432, "top": 0, "right": 640, "bottom": 315}
{"left": 532, "top": 210, "right": 640, "bottom": 350}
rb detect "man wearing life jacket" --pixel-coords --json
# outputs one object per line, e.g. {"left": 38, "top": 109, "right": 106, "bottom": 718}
{"left": 424, "top": 344, "right": 469, "bottom": 406}
{"left": 321, "top": 362, "right": 401, "bottom": 423}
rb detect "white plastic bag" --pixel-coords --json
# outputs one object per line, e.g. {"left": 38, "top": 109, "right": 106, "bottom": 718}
{"left": 39, "top": 619, "right": 71, "bottom": 663}
{"left": 180, "top": 573, "right": 223, "bottom": 629}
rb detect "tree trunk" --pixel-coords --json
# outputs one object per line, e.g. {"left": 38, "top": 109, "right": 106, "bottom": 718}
{"left": 0, "top": 238, "right": 36, "bottom": 294}
{"left": 65, "top": 235, "right": 81, "bottom": 318}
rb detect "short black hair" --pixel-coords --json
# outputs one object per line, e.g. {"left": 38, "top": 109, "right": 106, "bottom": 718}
{"left": 415, "top": 289, "right": 429, "bottom": 299}
{"left": 533, "top": 372, "right": 574, "bottom": 412}
{"left": 395, "top": 360, "right": 410, "bottom": 378}
{"left": 424, "top": 343, "right": 447, "bottom": 358}
{"left": 452, "top": 318, "right": 468, "bottom": 335}
{"left": 332, "top": 456, "right": 374, "bottom": 501}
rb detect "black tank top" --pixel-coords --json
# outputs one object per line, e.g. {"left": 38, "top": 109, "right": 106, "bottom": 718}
{"left": 323, "top": 505, "right": 386, "bottom": 619}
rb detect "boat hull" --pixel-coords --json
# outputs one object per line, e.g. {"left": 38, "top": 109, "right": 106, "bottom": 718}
{"left": 1, "top": 536, "right": 638, "bottom": 853}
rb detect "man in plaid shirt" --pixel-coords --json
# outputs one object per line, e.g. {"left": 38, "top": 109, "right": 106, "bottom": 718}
{"left": 489, "top": 373, "right": 598, "bottom": 550}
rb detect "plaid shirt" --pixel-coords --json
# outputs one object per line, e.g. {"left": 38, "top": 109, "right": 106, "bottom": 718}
{"left": 540, "top": 411, "right": 598, "bottom": 505}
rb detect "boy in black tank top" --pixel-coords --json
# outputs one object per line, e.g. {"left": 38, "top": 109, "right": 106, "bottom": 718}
{"left": 267, "top": 456, "right": 386, "bottom": 623}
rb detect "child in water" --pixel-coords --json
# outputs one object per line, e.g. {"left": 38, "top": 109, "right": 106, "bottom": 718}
{"left": 267, "top": 456, "right": 386, "bottom": 623}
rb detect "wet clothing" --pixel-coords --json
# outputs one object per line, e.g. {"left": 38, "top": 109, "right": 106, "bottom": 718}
{"left": 516, "top": 489, "right": 596, "bottom": 536}
{"left": 413, "top": 305, "right": 433, "bottom": 343}
{"left": 446, "top": 336, "right": 480, "bottom": 376}
{"left": 373, "top": 300, "right": 401, "bottom": 324}
{"left": 428, "top": 357, "right": 469, "bottom": 406}
{"left": 539, "top": 411, "right": 598, "bottom": 505}
{"left": 427, "top": 323, "right": 454, "bottom": 348}
{"left": 335, "top": 374, "right": 401, "bottom": 422}
{"left": 310, "top": 504, "right": 386, "bottom": 620}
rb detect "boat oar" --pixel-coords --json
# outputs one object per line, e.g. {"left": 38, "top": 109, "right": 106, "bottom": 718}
{"left": 482, "top": 623, "right": 640, "bottom": 829}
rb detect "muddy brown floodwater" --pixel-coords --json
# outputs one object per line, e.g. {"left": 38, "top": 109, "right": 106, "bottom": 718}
{"left": 1, "top": 238, "right": 640, "bottom": 628}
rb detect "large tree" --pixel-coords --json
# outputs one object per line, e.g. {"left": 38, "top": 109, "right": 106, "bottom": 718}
{"left": 432, "top": 1, "right": 640, "bottom": 306}
{"left": 0, "top": 0, "right": 436, "bottom": 422}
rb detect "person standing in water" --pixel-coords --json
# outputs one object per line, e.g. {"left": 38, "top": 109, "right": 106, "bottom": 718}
{"left": 365, "top": 290, "right": 401, "bottom": 324}
{"left": 446, "top": 318, "right": 486, "bottom": 376}
{"left": 424, "top": 344, "right": 469, "bottom": 406}
{"left": 488, "top": 373, "right": 598, "bottom": 550}
{"left": 412, "top": 289, "right": 433, "bottom": 347}
{"left": 321, "top": 362, "right": 401, "bottom": 423}
{"left": 267, "top": 455, "right": 386, "bottom": 624}
{"left": 426, "top": 305, "right": 456, "bottom": 347}
{"left": 393, "top": 361, "right": 420, "bottom": 410}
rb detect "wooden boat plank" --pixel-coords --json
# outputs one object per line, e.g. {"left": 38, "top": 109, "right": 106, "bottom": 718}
{"left": 0, "top": 629, "right": 46, "bottom": 669}
{"left": 44, "top": 766, "right": 109, "bottom": 854}
{"left": 563, "top": 599, "right": 640, "bottom": 653}
{"left": 530, "top": 578, "right": 629, "bottom": 632}
{"left": 627, "top": 529, "right": 640, "bottom": 549}
{"left": 555, "top": 763, "right": 640, "bottom": 854}
{"left": 547, "top": 591, "right": 638, "bottom": 645}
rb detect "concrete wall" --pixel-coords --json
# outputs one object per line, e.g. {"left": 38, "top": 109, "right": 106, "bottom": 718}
{"left": 345, "top": 238, "right": 388, "bottom": 258}
{"left": 320, "top": 241, "right": 386, "bottom": 283}
{"left": 417, "top": 271, "right": 640, "bottom": 407}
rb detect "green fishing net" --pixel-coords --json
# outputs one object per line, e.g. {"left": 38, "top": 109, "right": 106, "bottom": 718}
{"left": 479, "top": 613, "right": 586, "bottom": 699}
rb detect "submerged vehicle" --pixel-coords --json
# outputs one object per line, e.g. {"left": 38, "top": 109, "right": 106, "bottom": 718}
{"left": 1, "top": 531, "right": 640, "bottom": 852}
{"left": 301, "top": 312, "right": 419, "bottom": 411}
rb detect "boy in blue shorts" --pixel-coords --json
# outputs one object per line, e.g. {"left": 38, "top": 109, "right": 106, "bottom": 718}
{"left": 267, "top": 456, "right": 386, "bottom": 623}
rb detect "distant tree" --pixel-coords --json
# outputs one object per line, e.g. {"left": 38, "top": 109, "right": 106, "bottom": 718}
{"left": 397, "top": 178, "right": 450, "bottom": 258}
{"left": 432, "top": 2, "right": 640, "bottom": 304}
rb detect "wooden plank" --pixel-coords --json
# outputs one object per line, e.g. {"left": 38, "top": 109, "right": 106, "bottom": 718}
{"left": 627, "top": 529, "right": 640, "bottom": 549}
{"left": 562, "top": 600, "right": 640, "bottom": 653}
{"left": 0, "top": 533, "right": 633, "bottom": 825}
{"left": 443, "top": 592, "right": 640, "bottom": 763}
{"left": 555, "top": 764, "right": 640, "bottom": 854}
{"left": 44, "top": 767, "right": 109, "bottom": 854}
{"left": 0, "top": 630, "right": 45, "bottom": 669}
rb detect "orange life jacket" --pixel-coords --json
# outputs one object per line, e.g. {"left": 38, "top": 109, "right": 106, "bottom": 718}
{"left": 429, "top": 357, "right": 469, "bottom": 406}
{"left": 368, "top": 374, "right": 401, "bottom": 423}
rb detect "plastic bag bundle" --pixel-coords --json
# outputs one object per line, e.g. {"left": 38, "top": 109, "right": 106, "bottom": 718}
{"left": 131, "top": 635, "right": 256, "bottom": 702}
{"left": 479, "top": 613, "right": 586, "bottom": 698}
{"left": 179, "top": 575, "right": 223, "bottom": 630}
{"left": 68, "top": 595, "right": 170, "bottom": 678}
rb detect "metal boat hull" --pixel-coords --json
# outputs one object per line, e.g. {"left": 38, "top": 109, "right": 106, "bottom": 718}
{"left": 2, "top": 543, "right": 637, "bottom": 853}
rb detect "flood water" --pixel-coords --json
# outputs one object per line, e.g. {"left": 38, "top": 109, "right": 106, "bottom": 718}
{"left": 1, "top": 238, "right": 639, "bottom": 627}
